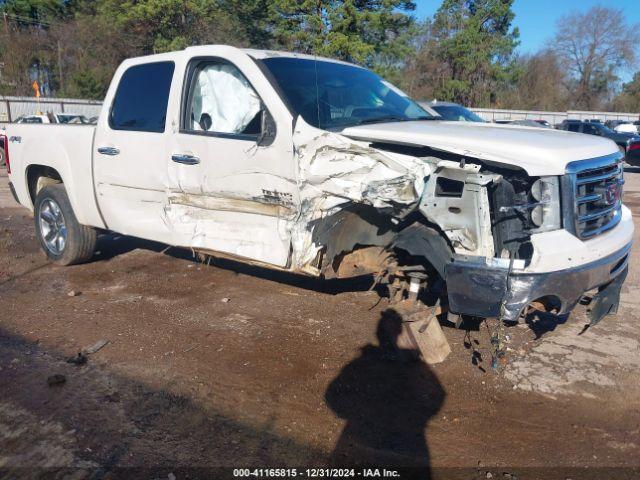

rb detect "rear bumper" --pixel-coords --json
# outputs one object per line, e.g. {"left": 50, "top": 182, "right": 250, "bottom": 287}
{"left": 446, "top": 241, "right": 632, "bottom": 323}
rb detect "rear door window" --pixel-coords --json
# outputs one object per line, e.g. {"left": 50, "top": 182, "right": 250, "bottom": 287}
{"left": 567, "top": 123, "right": 581, "bottom": 132}
{"left": 110, "top": 61, "right": 175, "bottom": 133}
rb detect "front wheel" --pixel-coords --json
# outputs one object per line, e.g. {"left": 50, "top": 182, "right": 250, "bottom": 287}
{"left": 34, "top": 184, "right": 97, "bottom": 265}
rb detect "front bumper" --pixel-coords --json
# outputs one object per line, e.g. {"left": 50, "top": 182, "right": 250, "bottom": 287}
{"left": 446, "top": 241, "right": 632, "bottom": 322}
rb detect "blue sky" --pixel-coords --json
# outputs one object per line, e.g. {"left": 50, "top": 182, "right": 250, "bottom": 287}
{"left": 413, "top": 0, "right": 640, "bottom": 80}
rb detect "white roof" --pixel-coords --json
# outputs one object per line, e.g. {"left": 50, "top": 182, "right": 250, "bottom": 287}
{"left": 242, "top": 48, "right": 357, "bottom": 67}
{"left": 121, "top": 45, "right": 361, "bottom": 70}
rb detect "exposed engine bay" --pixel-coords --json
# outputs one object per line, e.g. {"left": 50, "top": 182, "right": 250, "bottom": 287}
{"left": 290, "top": 122, "right": 569, "bottom": 322}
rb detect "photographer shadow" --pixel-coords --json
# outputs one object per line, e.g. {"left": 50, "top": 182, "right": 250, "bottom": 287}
{"left": 325, "top": 309, "right": 446, "bottom": 473}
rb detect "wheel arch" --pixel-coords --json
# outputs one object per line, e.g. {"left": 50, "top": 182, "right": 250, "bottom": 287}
{"left": 23, "top": 160, "right": 103, "bottom": 228}
{"left": 314, "top": 206, "right": 454, "bottom": 280}
{"left": 26, "top": 164, "right": 63, "bottom": 205}
{"left": 18, "top": 127, "right": 106, "bottom": 229}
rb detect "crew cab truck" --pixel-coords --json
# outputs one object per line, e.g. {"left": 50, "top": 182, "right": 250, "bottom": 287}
{"left": 2, "top": 45, "right": 634, "bottom": 326}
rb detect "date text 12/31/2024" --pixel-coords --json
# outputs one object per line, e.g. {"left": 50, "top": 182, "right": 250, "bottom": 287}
{"left": 233, "top": 469, "right": 402, "bottom": 478}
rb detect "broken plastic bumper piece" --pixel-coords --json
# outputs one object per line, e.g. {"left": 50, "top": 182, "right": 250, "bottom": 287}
{"left": 9, "top": 182, "right": 19, "bottom": 205}
{"left": 445, "top": 241, "right": 632, "bottom": 322}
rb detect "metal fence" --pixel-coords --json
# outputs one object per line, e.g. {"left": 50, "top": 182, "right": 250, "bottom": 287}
{"left": 0, "top": 96, "right": 103, "bottom": 123}
{"left": 2, "top": 96, "right": 639, "bottom": 126}
{"left": 469, "top": 108, "right": 639, "bottom": 125}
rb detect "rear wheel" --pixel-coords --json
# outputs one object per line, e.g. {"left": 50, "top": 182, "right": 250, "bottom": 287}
{"left": 34, "top": 184, "right": 97, "bottom": 265}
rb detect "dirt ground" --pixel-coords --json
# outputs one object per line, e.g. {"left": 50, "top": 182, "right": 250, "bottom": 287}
{"left": 1, "top": 167, "right": 640, "bottom": 480}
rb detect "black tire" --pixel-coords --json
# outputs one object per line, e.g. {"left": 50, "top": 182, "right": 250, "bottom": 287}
{"left": 0, "top": 149, "right": 5, "bottom": 167}
{"left": 34, "top": 184, "right": 97, "bottom": 265}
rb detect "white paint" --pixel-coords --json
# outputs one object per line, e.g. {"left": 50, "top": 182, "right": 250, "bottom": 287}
{"left": 4, "top": 44, "right": 634, "bottom": 285}
{"left": 614, "top": 123, "right": 639, "bottom": 134}
{"left": 341, "top": 120, "right": 619, "bottom": 176}
{"left": 6, "top": 124, "right": 105, "bottom": 228}
{"left": 525, "top": 206, "right": 634, "bottom": 273}
{"left": 419, "top": 160, "right": 496, "bottom": 258}
{"left": 290, "top": 118, "right": 431, "bottom": 268}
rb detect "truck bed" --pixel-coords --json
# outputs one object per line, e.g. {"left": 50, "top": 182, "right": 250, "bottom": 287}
{"left": 7, "top": 124, "right": 105, "bottom": 229}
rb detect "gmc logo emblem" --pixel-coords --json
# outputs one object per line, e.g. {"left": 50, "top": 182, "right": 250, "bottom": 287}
{"left": 604, "top": 182, "right": 621, "bottom": 206}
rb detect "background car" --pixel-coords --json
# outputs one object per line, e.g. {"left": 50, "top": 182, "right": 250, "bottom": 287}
{"left": 605, "top": 120, "right": 639, "bottom": 134}
{"left": 534, "top": 119, "right": 552, "bottom": 128}
{"left": 494, "top": 119, "right": 551, "bottom": 128}
{"left": 14, "top": 113, "right": 90, "bottom": 124}
{"left": 617, "top": 123, "right": 639, "bottom": 134}
{"left": 626, "top": 139, "right": 640, "bottom": 167}
{"left": 423, "top": 100, "right": 485, "bottom": 122}
{"left": 558, "top": 119, "right": 640, "bottom": 154}
{"left": 15, "top": 114, "right": 51, "bottom": 124}
{"left": 0, "top": 125, "right": 5, "bottom": 167}
{"left": 56, "top": 114, "right": 91, "bottom": 124}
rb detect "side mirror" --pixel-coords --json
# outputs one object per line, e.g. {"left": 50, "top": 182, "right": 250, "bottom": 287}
{"left": 257, "top": 108, "right": 276, "bottom": 147}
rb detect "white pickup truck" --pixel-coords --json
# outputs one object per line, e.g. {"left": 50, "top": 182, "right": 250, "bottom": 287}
{"left": 2, "top": 45, "right": 633, "bottom": 325}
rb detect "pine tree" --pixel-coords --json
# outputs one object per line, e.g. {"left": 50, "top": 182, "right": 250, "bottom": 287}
{"left": 431, "top": 0, "right": 519, "bottom": 106}
{"left": 271, "top": 0, "right": 416, "bottom": 80}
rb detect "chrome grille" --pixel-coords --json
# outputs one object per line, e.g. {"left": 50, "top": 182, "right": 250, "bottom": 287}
{"left": 570, "top": 159, "right": 624, "bottom": 238}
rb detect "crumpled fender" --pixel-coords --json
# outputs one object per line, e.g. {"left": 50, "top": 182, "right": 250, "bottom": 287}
{"left": 290, "top": 118, "right": 431, "bottom": 270}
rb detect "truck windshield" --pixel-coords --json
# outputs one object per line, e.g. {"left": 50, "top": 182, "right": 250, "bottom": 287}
{"left": 259, "top": 57, "right": 434, "bottom": 130}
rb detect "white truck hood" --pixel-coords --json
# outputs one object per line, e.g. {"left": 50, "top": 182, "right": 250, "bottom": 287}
{"left": 341, "top": 120, "right": 620, "bottom": 176}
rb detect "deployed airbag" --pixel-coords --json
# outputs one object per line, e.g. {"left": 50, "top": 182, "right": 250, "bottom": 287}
{"left": 190, "top": 64, "right": 261, "bottom": 134}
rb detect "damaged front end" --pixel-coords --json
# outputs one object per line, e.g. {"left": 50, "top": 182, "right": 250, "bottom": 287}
{"left": 293, "top": 120, "right": 630, "bottom": 325}
{"left": 444, "top": 155, "right": 631, "bottom": 325}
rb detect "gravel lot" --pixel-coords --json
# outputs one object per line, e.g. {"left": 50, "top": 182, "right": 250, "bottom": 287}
{"left": 1, "top": 167, "right": 639, "bottom": 479}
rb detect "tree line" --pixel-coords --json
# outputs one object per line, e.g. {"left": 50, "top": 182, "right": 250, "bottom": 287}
{"left": 1, "top": 0, "right": 639, "bottom": 112}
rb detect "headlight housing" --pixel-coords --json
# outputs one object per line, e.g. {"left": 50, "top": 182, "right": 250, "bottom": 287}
{"left": 528, "top": 176, "right": 561, "bottom": 232}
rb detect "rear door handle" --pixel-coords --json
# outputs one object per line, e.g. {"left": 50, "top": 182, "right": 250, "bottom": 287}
{"left": 97, "top": 146, "right": 120, "bottom": 156}
{"left": 171, "top": 154, "right": 200, "bottom": 165}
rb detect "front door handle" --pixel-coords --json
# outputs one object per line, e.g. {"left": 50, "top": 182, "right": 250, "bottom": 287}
{"left": 171, "top": 154, "right": 200, "bottom": 165}
{"left": 97, "top": 146, "right": 120, "bottom": 156}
